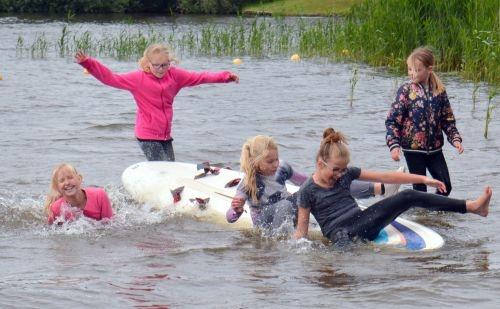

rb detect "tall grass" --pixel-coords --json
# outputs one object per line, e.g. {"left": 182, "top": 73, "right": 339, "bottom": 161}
{"left": 18, "top": 0, "right": 498, "bottom": 87}
{"left": 339, "top": 0, "right": 499, "bottom": 85}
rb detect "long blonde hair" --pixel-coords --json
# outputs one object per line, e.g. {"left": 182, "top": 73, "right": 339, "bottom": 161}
{"left": 408, "top": 47, "right": 445, "bottom": 95}
{"left": 43, "top": 163, "right": 81, "bottom": 216}
{"left": 240, "top": 135, "right": 278, "bottom": 203}
{"left": 316, "top": 128, "right": 350, "bottom": 165}
{"left": 138, "top": 43, "right": 177, "bottom": 73}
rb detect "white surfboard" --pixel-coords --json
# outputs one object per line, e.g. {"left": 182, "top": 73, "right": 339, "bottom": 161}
{"left": 122, "top": 161, "right": 444, "bottom": 251}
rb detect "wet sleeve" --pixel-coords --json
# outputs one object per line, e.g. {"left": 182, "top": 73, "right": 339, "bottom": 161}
{"left": 226, "top": 181, "right": 247, "bottom": 223}
{"left": 171, "top": 66, "right": 231, "bottom": 89}
{"left": 385, "top": 84, "right": 408, "bottom": 151}
{"left": 98, "top": 189, "right": 113, "bottom": 219}
{"left": 439, "top": 91, "right": 462, "bottom": 145}
{"left": 289, "top": 168, "right": 308, "bottom": 186}
{"left": 79, "top": 57, "right": 140, "bottom": 91}
{"left": 297, "top": 183, "right": 312, "bottom": 209}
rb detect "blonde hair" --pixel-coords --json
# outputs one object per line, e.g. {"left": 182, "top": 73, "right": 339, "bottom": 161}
{"left": 240, "top": 135, "right": 278, "bottom": 204}
{"left": 407, "top": 47, "right": 445, "bottom": 95}
{"left": 316, "top": 128, "right": 350, "bottom": 164}
{"left": 138, "top": 43, "right": 177, "bottom": 73}
{"left": 43, "top": 163, "right": 81, "bottom": 216}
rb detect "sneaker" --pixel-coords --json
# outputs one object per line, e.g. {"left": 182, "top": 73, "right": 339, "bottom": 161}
{"left": 383, "top": 166, "right": 406, "bottom": 197}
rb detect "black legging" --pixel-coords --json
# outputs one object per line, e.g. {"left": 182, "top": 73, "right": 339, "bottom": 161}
{"left": 330, "top": 189, "right": 466, "bottom": 242}
{"left": 404, "top": 150, "right": 452, "bottom": 196}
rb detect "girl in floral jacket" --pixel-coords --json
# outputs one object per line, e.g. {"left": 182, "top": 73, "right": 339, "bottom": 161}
{"left": 385, "top": 47, "right": 463, "bottom": 196}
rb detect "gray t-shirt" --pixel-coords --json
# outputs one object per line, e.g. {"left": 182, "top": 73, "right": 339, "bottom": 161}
{"left": 297, "top": 167, "right": 363, "bottom": 237}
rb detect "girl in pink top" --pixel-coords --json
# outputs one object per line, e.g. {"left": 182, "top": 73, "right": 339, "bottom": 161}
{"left": 44, "top": 163, "right": 113, "bottom": 225}
{"left": 75, "top": 43, "right": 239, "bottom": 161}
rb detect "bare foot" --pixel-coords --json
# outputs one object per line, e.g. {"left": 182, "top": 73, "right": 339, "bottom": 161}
{"left": 466, "top": 186, "right": 493, "bottom": 217}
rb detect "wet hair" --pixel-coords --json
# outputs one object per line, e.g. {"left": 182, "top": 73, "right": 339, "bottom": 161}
{"left": 240, "top": 135, "right": 278, "bottom": 203}
{"left": 407, "top": 46, "right": 445, "bottom": 95}
{"left": 138, "top": 43, "right": 177, "bottom": 73}
{"left": 43, "top": 163, "right": 82, "bottom": 216}
{"left": 316, "top": 128, "right": 350, "bottom": 164}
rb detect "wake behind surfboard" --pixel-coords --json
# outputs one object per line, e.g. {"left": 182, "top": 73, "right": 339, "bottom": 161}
{"left": 122, "top": 161, "right": 444, "bottom": 251}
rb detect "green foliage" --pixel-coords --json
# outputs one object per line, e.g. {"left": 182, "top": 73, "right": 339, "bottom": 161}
{"left": 339, "top": 0, "right": 499, "bottom": 85}
{"left": 176, "top": 0, "right": 245, "bottom": 14}
{"left": 0, "top": 0, "right": 175, "bottom": 13}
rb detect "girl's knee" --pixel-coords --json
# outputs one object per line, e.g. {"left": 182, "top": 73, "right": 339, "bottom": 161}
{"left": 398, "top": 189, "right": 418, "bottom": 202}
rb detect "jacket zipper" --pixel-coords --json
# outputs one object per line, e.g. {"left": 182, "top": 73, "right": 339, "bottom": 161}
{"left": 156, "top": 78, "right": 168, "bottom": 140}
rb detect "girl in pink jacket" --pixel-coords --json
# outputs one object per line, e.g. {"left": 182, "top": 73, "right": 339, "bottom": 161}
{"left": 76, "top": 43, "right": 239, "bottom": 161}
{"left": 44, "top": 163, "right": 113, "bottom": 225}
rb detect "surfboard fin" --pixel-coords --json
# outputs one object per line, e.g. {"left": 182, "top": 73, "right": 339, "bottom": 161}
{"left": 195, "top": 161, "right": 221, "bottom": 179}
{"left": 189, "top": 197, "right": 210, "bottom": 210}
{"left": 225, "top": 178, "right": 241, "bottom": 188}
{"left": 170, "top": 186, "right": 184, "bottom": 203}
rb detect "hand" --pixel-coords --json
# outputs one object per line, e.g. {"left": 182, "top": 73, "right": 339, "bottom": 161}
{"left": 453, "top": 141, "right": 464, "bottom": 154}
{"left": 228, "top": 73, "right": 239, "bottom": 83}
{"left": 390, "top": 147, "right": 401, "bottom": 161}
{"left": 424, "top": 177, "right": 447, "bottom": 193}
{"left": 231, "top": 197, "right": 245, "bottom": 214}
{"left": 75, "top": 51, "right": 88, "bottom": 63}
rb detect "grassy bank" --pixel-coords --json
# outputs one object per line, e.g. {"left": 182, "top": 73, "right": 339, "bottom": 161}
{"left": 243, "top": 0, "right": 360, "bottom": 16}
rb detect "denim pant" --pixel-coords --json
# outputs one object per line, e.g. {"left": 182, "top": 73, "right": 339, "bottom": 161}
{"left": 137, "top": 139, "right": 175, "bottom": 161}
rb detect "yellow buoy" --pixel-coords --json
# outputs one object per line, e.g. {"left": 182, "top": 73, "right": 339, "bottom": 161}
{"left": 83, "top": 68, "right": 89, "bottom": 75}
{"left": 290, "top": 54, "right": 300, "bottom": 61}
{"left": 232, "top": 58, "right": 242, "bottom": 65}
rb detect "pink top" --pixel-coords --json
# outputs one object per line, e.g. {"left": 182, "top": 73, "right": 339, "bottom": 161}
{"left": 48, "top": 187, "right": 113, "bottom": 224}
{"left": 79, "top": 58, "right": 232, "bottom": 140}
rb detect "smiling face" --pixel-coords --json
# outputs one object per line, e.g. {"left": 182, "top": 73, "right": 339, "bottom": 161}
{"left": 257, "top": 148, "right": 279, "bottom": 176}
{"left": 148, "top": 52, "right": 171, "bottom": 78}
{"left": 316, "top": 156, "right": 348, "bottom": 187}
{"left": 407, "top": 59, "right": 432, "bottom": 86}
{"left": 55, "top": 167, "right": 83, "bottom": 198}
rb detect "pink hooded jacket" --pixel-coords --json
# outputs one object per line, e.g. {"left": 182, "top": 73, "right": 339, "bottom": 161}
{"left": 79, "top": 58, "right": 232, "bottom": 140}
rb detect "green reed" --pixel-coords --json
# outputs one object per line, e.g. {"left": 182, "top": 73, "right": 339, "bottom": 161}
{"left": 30, "top": 33, "right": 49, "bottom": 58}
{"left": 349, "top": 65, "right": 359, "bottom": 107}
{"left": 19, "top": 2, "right": 497, "bottom": 87}
{"left": 484, "top": 85, "right": 498, "bottom": 139}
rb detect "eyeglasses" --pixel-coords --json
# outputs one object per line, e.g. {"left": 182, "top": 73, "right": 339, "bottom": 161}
{"left": 150, "top": 62, "right": 170, "bottom": 70}
{"left": 320, "top": 159, "right": 348, "bottom": 175}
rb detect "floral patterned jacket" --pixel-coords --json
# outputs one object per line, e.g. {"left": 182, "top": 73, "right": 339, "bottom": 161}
{"left": 385, "top": 81, "right": 462, "bottom": 153}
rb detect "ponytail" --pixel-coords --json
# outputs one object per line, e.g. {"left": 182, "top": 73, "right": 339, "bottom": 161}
{"left": 429, "top": 71, "right": 445, "bottom": 96}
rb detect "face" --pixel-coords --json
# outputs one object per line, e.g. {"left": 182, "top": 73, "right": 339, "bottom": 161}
{"left": 316, "top": 156, "right": 348, "bottom": 186}
{"left": 148, "top": 53, "right": 171, "bottom": 78}
{"left": 407, "top": 59, "right": 432, "bottom": 85}
{"left": 56, "top": 168, "right": 82, "bottom": 198}
{"left": 257, "top": 149, "right": 279, "bottom": 176}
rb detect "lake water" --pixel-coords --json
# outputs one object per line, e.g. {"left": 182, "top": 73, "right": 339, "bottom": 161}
{"left": 0, "top": 15, "right": 499, "bottom": 308}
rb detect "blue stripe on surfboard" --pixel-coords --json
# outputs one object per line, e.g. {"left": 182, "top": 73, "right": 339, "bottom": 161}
{"left": 373, "top": 222, "right": 426, "bottom": 250}
{"left": 392, "top": 221, "right": 426, "bottom": 250}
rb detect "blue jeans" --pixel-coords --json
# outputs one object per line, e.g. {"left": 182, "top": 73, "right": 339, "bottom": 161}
{"left": 137, "top": 139, "right": 175, "bottom": 161}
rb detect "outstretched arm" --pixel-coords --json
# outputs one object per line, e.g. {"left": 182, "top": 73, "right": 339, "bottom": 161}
{"left": 294, "top": 206, "right": 310, "bottom": 239}
{"left": 75, "top": 51, "right": 139, "bottom": 91}
{"left": 358, "top": 169, "right": 446, "bottom": 193}
{"left": 172, "top": 67, "right": 238, "bottom": 89}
